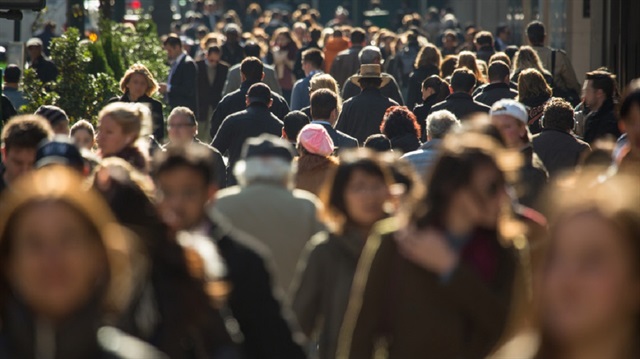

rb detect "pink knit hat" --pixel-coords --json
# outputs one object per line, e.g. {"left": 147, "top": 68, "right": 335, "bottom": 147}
{"left": 297, "top": 124, "right": 335, "bottom": 156}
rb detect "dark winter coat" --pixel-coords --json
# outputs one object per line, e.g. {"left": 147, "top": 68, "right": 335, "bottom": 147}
{"left": 406, "top": 64, "right": 440, "bottom": 109}
{"left": 412, "top": 93, "right": 443, "bottom": 142}
{"left": 312, "top": 121, "right": 359, "bottom": 151}
{"left": 389, "top": 133, "right": 422, "bottom": 154}
{"left": 336, "top": 88, "right": 399, "bottom": 143}
{"left": 342, "top": 73, "right": 405, "bottom": 105}
{"left": 474, "top": 82, "right": 518, "bottom": 107}
{"left": 168, "top": 54, "right": 198, "bottom": 114}
{"left": 518, "top": 145, "right": 548, "bottom": 209}
{"left": 583, "top": 99, "right": 621, "bottom": 144}
{"left": 211, "top": 104, "right": 284, "bottom": 186}
{"left": 210, "top": 81, "right": 289, "bottom": 139}
{"left": 196, "top": 60, "right": 229, "bottom": 122}
{"left": 532, "top": 129, "right": 590, "bottom": 177}
{"left": 430, "top": 92, "right": 491, "bottom": 121}
{"left": 520, "top": 94, "right": 551, "bottom": 135}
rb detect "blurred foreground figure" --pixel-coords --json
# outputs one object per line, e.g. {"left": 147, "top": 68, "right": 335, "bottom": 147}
{"left": 0, "top": 167, "right": 165, "bottom": 358}
{"left": 153, "top": 143, "right": 307, "bottom": 359}
{"left": 491, "top": 173, "right": 640, "bottom": 359}
{"left": 338, "top": 132, "right": 519, "bottom": 358}
{"left": 290, "top": 149, "right": 392, "bottom": 359}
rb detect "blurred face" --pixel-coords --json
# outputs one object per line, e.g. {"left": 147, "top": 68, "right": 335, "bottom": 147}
{"left": 27, "top": 45, "right": 42, "bottom": 60}
{"left": 156, "top": 167, "right": 215, "bottom": 231}
{"left": 541, "top": 212, "right": 640, "bottom": 344}
{"left": 344, "top": 169, "right": 389, "bottom": 228}
{"left": 72, "top": 128, "right": 95, "bottom": 150}
{"left": 622, "top": 104, "right": 640, "bottom": 156}
{"left": 207, "top": 51, "right": 221, "bottom": 67}
{"left": 53, "top": 121, "right": 70, "bottom": 136}
{"left": 126, "top": 73, "right": 149, "bottom": 99}
{"left": 97, "top": 115, "right": 131, "bottom": 156}
{"left": 443, "top": 35, "right": 457, "bottom": 49}
{"left": 2, "top": 147, "right": 37, "bottom": 185}
{"left": 167, "top": 114, "right": 197, "bottom": 144}
{"left": 450, "top": 164, "right": 506, "bottom": 229}
{"left": 7, "top": 202, "right": 106, "bottom": 320}
{"left": 583, "top": 80, "right": 604, "bottom": 110}
{"left": 164, "top": 44, "right": 181, "bottom": 61}
{"left": 422, "top": 86, "right": 435, "bottom": 101}
{"left": 276, "top": 34, "right": 290, "bottom": 47}
{"left": 492, "top": 114, "right": 526, "bottom": 148}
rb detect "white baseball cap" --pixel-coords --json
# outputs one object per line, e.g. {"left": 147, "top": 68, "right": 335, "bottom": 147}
{"left": 490, "top": 99, "right": 528, "bottom": 124}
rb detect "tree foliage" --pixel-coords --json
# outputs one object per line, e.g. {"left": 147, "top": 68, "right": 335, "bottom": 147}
{"left": 21, "top": 19, "right": 168, "bottom": 125}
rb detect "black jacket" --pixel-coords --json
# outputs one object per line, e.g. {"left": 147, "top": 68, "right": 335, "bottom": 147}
{"left": 210, "top": 81, "right": 290, "bottom": 139}
{"left": 169, "top": 54, "right": 198, "bottom": 114}
{"left": 476, "top": 46, "right": 496, "bottom": 63}
{"left": 211, "top": 104, "right": 283, "bottom": 186}
{"left": 109, "top": 93, "right": 165, "bottom": 142}
{"left": 583, "top": 99, "right": 621, "bottom": 144}
{"left": 312, "top": 121, "right": 359, "bottom": 151}
{"left": 342, "top": 73, "right": 405, "bottom": 105}
{"left": 406, "top": 64, "right": 440, "bottom": 109}
{"left": 390, "top": 133, "right": 421, "bottom": 154}
{"left": 196, "top": 60, "right": 229, "bottom": 122}
{"left": 412, "top": 93, "right": 442, "bottom": 142}
{"left": 521, "top": 94, "right": 551, "bottom": 135}
{"left": 518, "top": 145, "right": 548, "bottom": 210}
{"left": 1, "top": 95, "right": 17, "bottom": 125}
{"left": 473, "top": 82, "right": 518, "bottom": 107}
{"left": 430, "top": 92, "right": 491, "bottom": 121}
{"left": 221, "top": 42, "right": 245, "bottom": 67}
{"left": 336, "top": 88, "right": 399, "bottom": 143}
{"left": 30, "top": 55, "right": 58, "bottom": 83}
{"left": 162, "top": 138, "right": 227, "bottom": 188}
{"left": 532, "top": 129, "right": 590, "bottom": 177}
{"left": 207, "top": 212, "right": 307, "bottom": 359}
{"left": 293, "top": 41, "right": 321, "bottom": 80}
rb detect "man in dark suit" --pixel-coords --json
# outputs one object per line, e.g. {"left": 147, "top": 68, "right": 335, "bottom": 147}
{"left": 310, "top": 89, "right": 358, "bottom": 150}
{"left": 159, "top": 34, "right": 198, "bottom": 115}
{"left": 197, "top": 45, "right": 229, "bottom": 143}
{"left": 430, "top": 68, "right": 491, "bottom": 120}
{"left": 211, "top": 83, "right": 285, "bottom": 186}
{"left": 210, "top": 57, "right": 289, "bottom": 139}
{"left": 474, "top": 61, "right": 518, "bottom": 107}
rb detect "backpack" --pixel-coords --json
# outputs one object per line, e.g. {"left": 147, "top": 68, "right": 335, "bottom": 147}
{"left": 551, "top": 50, "right": 581, "bottom": 106}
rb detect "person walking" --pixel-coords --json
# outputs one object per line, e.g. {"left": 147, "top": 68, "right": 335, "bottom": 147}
{"left": 290, "top": 48, "right": 324, "bottom": 111}
{"left": 196, "top": 45, "right": 229, "bottom": 142}
{"left": 310, "top": 89, "right": 358, "bottom": 150}
{"left": 25, "top": 37, "right": 58, "bottom": 84}
{"left": 582, "top": 70, "right": 621, "bottom": 144}
{"left": 222, "top": 42, "right": 283, "bottom": 96}
{"left": 406, "top": 44, "right": 442, "bottom": 110}
{"left": 412, "top": 75, "right": 451, "bottom": 141}
{"left": 330, "top": 28, "right": 366, "bottom": 90}
{"left": 517, "top": 69, "right": 553, "bottom": 134}
{"left": 159, "top": 34, "right": 198, "bottom": 115}
{"left": 294, "top": 124, "right": 339, "bottom": 197}
{"left": 430, "top": 68, "right": 491, "bottom": 120}
{"left": 474, "top": 61, "right": 518, "bottom": 107}
{"left": 341, "top": 46, "right": 404, "bottom": 105}
{"left": 336, "top": 64, "right": 399, "bottom": 143}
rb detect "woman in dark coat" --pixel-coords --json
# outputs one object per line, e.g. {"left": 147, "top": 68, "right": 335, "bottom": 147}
{"left": 338, "top": 133, "right": 519, "bottom": 359}
{"left": 109, "top": 64, "right": 165, "bottom": 142}
{"left": 0, "top": 167, "right": 167, "bottom": 358}
{"left": 406, "top": 44, "right": 442, "bottom": 110}
{"left": 412, "top": 75, "right": 450, "bottom": 141}
{"left": 380, "top": 106, "right": 422, "bottom": 154}
{"left": 517, "top": 69, "right": 553, "bottom": 135}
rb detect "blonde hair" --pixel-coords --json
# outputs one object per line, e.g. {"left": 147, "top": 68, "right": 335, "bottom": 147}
{"left": 457, "top": 51, "right": 486, "bottom": 83}
{"left": 310, "top": 73, "right": 343, "bottom": 112}
{"left": 99, "top": 102, "right": 152, "bottom": 154}
{"left": 119, "top": 63, "right": 159, "bottom": 97}
{"left": 512, "top": 46, "right": 547, "bottom": 77}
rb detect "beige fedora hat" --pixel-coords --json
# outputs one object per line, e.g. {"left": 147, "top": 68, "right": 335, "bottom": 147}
{"left": 350, "top": 64, "right": 391, "bottom": 88}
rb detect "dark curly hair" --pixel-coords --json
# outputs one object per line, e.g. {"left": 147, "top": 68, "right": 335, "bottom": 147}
{"left": 542, "top": 97, "right": 575, "bottom": 131}
{"left": 380, "top": 106, "right": 421, "bottom": 139}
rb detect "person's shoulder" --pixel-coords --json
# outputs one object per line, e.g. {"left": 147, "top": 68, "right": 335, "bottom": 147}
{"left": 292, "top": 77, "right": 307, "bottom": 88}
{"left": 430, "top": 99, "right": 447, "bottom": 111}
{"left": 292, "top": 188, "right": 321, "bottom": 207}
{"left": 228, "top": 63, "right": 241, "bottom": 72}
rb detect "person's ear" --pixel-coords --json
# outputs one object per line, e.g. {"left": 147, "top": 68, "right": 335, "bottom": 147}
{"left": 206, "top": 184, "right": 219, "bottom": 203}
{"left": 504, "top": 75, "right": 510, "bottom": 84}
{"left": 281, "top": 128, "right": 288, "bottom": 139}
{"left": 1, "top": 146, "right": 6, "bottom": 164}
{"left": 267, "top": 99, "right": 273, "bottom": 108}
{"left": 241, "top": 73, "right": 246, "bottom": 82}
{"left": 246, "top": 97, "right": 251, "bottom": 107}
{"left": 261, "top": 72, "right": 265, "bottom": 81}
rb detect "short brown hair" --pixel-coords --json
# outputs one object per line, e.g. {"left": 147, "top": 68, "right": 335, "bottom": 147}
{"left": 542, "top": 97, "right": 575, "bottom": 131}
{"left": 1, "top": 115, "right": 53, "bottom": 152}
{"left": 414, "top": 44, "right": 442, "bottom": 70}
{"left": 586, "top": 70, "right": 617, "bottom": 99}
{"left": 301, "top": 48, "right": 324, "bottom": 69}
{"left": 240, "top": 56, "right": 264, "bottom": 83}
{"left": 310, "top": 89, "right": 338, "bottom": 120}
{"left": 474, "top": 31, "right": 494, "bottom": 47}
{"left": 120, "top": 63, "right": 159, "bottom": 97}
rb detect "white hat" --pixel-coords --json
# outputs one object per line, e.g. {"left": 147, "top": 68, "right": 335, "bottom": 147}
{"left": 490, "top": 99, "right": 528, "bottom": 124}
{"left": 26, "top": 37, "right": 43, "bottom": 48}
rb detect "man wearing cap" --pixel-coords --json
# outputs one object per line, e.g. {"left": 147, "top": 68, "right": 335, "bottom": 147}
{"left": 212, "top": 83, "right": 285, "bottom": 186}
{"left": 34, "top": 105, "right": 70, "bottom": 135}
{"left": 336, "top": 64, "right": 398, "bottom": 143}
{"left": 26, "top": 37, "right": 58, "bottom": 84}
{"left": 164, "top": 106, "right": 227, "bottom": 188}
{"left": 430, "top": 68, "right": 491, "bottom": 120}
{"left": 214, "top": 134, "right": 323, "bottom": 290}
{"left": 210, "top": 57, "right": 289, "bottom": 138}
{"left": 159, "top": 34, "right": 198, "bottom": 114}
{"left": 490, "top": 99, "right": 548, "bottom": 208}
{"left": 0, "top": 115, "right": 53, "bottom": 194}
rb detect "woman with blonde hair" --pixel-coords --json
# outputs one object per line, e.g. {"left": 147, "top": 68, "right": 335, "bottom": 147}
{"left": 300, "top": 73, "right": 343, "bottom": 118}
{"left": 109, "top": 63, "right": 165, "bottom": 142}
{"left": 517, "top": 68, "right": 553, "bottom": 134}
{"left": 407, "top": 44, "right": 442, "bottom": 109}
{"left": 457, "top": 50, "right": 486, "bottom": 85}
{"left": 511, "top": 46, "right": 554, "bottom": 87}
{"left": 96, "top": 102, "right": 153, "bottom": 172}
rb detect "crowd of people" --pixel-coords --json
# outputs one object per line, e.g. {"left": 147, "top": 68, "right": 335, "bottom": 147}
{"left": 0, "top": 1, "right": 639, "bottom": 358}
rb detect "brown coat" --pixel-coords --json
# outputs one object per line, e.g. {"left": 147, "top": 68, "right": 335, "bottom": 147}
{"left": 295, "top": 155, "right": 339, "bottom": 197}
{"left": 337, "top": 218, "right": 517, "bottom": 359}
